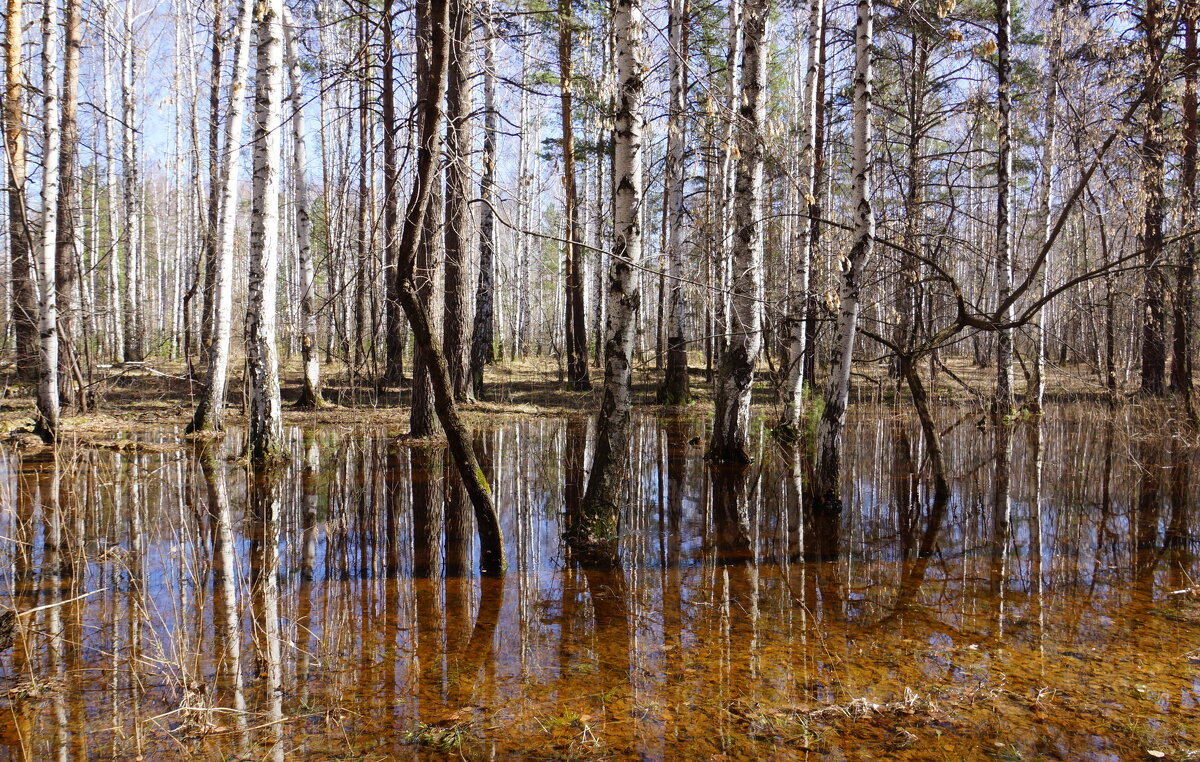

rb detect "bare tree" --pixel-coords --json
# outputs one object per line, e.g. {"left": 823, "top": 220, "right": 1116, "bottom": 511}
{"left": 660, "top": 0, "right": 690, "bottom": 404}
{"left": 391, "top": 0, "right": 505, "bottom": 574}
{"left": 575, "top": 0, "right": 645, "bottom": 553}
{"left": 188, "top": 0, "right": 254, "bottom": 434}
{"left": 56, "top": 0, "right": 83, "bottom": 408}
{"left": 246, "top": 0, "right": 287, "bottom": 465}
{"left": 558, "top": 0, "right": 591, "bottom": 391}
{"left": 35, "top": 0, "right": 62, "bottom": 441}
{"left": 443, "top": 0, "right": 474, "bottom": 401}
{"left": 6, "top": 0, "right": 35, "bottom": 380}
{"left": 285, "top": 9, "right": 323, "bottom": 409}
{"left": 812, "top": 0, "right": 873, "bottom": 508}
{"left": 470, "top": 3, "right": 498, "bottom": 398}
{"left": 708, "top": 0, "right": 767, "bottom": 463}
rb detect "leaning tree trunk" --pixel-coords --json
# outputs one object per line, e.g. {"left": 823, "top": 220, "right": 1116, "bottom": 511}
{"left": 469, "top": 3, "right": 497, "bottom": 398}
{"left": 443, "top": 0, "right": 474, "bottom": 402}
{"left": 56, "top": 0, "right": 83, "bottom": 409}
{"left": 285, "top": 10, "right": 323, "bottom": 409}
{"left": 707, "top": 0, "right": 766, "bottom": 463}
{"left": 6, "top": 0, "right": 36, "bottom": 381}
{"left": 660, "top": 0, "right": 690, "bottom": 404}
{"left": 558, "top": 0, "right": 591, "bottom": 391}
{"left": 392, "top": 0, "right": 505, "bottom": 575}
{"left": 34, "top": 0, "right": 61, "bottom": 442}
{"left": 994, "top": 0, "right": 1014, "bottom": 415}
{"left": 245, "top": 0, "right": 287, "bottom": 466}
{"left": 812, "top": 0, "right": 873, "bottom": 510}
{"left": 575, "top": 0, "right": 645, "bottom": 555}
{"left": 780, "top": 0, "right": 823, "bottom": 432}
{"left": 187, "top": 0, "right": 254, "bottom": 434}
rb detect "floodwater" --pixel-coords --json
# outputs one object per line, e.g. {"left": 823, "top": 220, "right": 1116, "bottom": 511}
{"left": 0, "top": 405, "right": 1197, "bottom": 760}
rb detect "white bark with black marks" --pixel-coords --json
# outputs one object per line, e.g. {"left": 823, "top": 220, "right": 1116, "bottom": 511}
{"left": 246, "top": 0, "right": 286, "bottom": 465}
{"left": 36, "top": 0, "right": 61, "bottom": 441}
{"left": 708, "top": 0, "right": 766, "bottom": 463}
{"left": 577, "top": 0, "right": 645, "bottom": 550}
{"left": 189, "top": 0, "right": 254, "bottom": 433}
{"left": 813, "top": 0, "right": 873, "bottom": 507}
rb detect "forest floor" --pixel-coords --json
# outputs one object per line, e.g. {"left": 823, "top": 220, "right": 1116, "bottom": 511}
{"left": 0, "top": 350, "right": 1168, "bottom": 444}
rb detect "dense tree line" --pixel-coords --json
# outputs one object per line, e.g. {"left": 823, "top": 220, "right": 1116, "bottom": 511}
{"left": 3, "top": 0, "right": 1198, "bottom": 567}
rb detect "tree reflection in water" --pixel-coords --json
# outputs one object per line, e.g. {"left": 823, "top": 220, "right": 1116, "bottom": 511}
{"left": 0, "top": 406, "right": 1195, "bottom": 759}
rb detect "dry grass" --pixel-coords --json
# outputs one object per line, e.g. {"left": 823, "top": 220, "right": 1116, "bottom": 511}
{"left": 0, "top": 352, "right": 1186, "bottom": 446}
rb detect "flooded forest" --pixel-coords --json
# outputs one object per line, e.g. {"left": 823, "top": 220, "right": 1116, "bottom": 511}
{"left": 0, "top": 0, "right": 1198, "bottom": 756}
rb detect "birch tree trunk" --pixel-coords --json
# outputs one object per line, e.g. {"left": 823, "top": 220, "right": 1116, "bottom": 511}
{"left": 285, "top": 10, "right": 322, "bottom": 408}
{"left": 101, "top": 1, "right": 124, "bottom": 360}
{"left": 121, "top": 0, "right": 144, "bottom": 362}
{"left": 199, "top": 0, "right": 222, "bottom": 366}
{"left": 812, "top": 0, "right": 873, "bottom": 509}
{"left": 660, "top": 0, "right": 690, "bottom": 404}
{"left": 6, "top": 0, "right": 36, "bottom": 381}
{"left": 1029, "top": 0, "right": 1062, "bottom": 412}
{"left": 707, "top": 0, "right": 766, "bottom": 463}
{"left": 246, "top": 0, "right": 287, "bottom": 466}
{"left": 35, "top": 0, "right": 61, "bottom": 441}
{"left": 994, "top": 0, "right": 1014, "bottom": 415}
{"left": 392, "top": 0, "right": 505, "bottom": 575}
{"left": 443, "top": 0, "right": 473, "bottom": 401}
{"left": 575, "top": 0, "right": 645, "bottom": 553}
{"left": 381, "top": 0, "right": 405, "bottom": 387}
{"left": 56, "top": 0, "right": 83, "bottom": 408}
{"left": 714, "top": 0, "right": 742, "bottom": 366}
{"left": 469, "top": 3, "right": 497, "bottom": 398}
{"left": 781, "top": 0, "right": 823, "bottom": 432}
{"left": 187, "top": 0, "right": 254, "bottom": 433}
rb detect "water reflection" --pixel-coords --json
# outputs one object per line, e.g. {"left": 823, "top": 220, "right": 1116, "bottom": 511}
{"left": 0, "top": 406, "right": 1195, "bottom": 759}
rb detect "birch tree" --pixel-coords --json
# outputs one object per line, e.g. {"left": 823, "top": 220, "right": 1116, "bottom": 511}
{"left": 101, "top": 1, "right": 123, "bottom": 360}
{"left": 660, "top": 0, "right": 690, "bottom": 404}
{"left": 188, "top": 0, "right": 254, "bottom": 434}
{"left": 780, "top": 0, "right": 823, "bottom": 433}
{"left": 1029, "top": 0, "right": 1062, "bottom": 413}
{"left": 812, "top": 0, "right": 873, "bottom": 509}
{"left": 381, "top": 0, "right": 405, "bottom": 387}
{"left": 121, "top": 0, "right": 143, "bottom": 362}
{"left": 246, "top": 0, "right": 287, "bottom": 465}
{"left": 35, "top": 0, "right": 61, "bottom": 441}
{"left": 994, "top": 0, "right": 1014, "bottom": 415}
{"left": 575, "top": 0, "right": 645, "bottom": 553}
{"left": 285, "top": 10, "right": 322, "bottom": 408}
{"left": 7, "top": 0, "right": 36, "bottom": 380}
{"left": 707, "top": 0, "right": 767, "bottom": 463}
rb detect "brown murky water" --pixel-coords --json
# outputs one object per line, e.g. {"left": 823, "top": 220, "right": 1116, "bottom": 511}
{"left": 0, "top": 405, "right": 1197, "bottom": 760}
